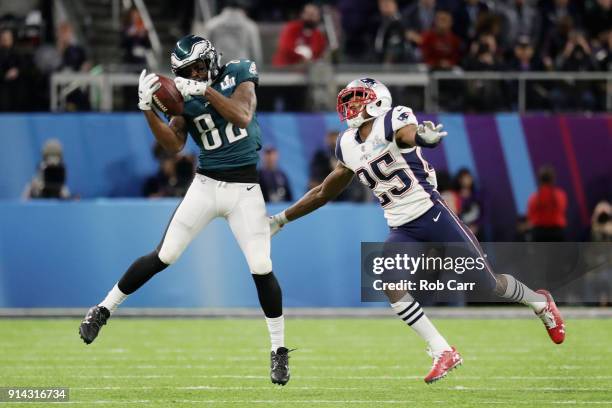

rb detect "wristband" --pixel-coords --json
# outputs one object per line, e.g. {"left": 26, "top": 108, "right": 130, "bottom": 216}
{"left": 278, "top": 210, "right": 289, "bottom": 225}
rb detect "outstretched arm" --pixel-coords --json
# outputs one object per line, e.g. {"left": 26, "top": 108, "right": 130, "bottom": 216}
{"left": 270, "top": 163, "right": 355, "bottom": 235}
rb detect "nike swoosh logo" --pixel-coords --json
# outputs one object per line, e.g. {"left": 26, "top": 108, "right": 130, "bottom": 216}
{"left": 433, "top": 212, "right": 441, "bottom": 222}
{"left": 247, "top": 185, "right": 256, "bottom": 191}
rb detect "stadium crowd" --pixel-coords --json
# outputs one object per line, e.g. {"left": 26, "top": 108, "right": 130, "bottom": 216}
{"left": 1, "top": 0, "right": 610, "bottom": 112}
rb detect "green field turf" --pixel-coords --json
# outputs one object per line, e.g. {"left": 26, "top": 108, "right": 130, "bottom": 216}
{"left": 0, "top": 318, "right": 611, "bottom": 407}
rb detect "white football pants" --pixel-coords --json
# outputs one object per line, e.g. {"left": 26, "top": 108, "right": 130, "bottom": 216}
{"left": 157, "top": 173, "right": 272, "bottom": 274}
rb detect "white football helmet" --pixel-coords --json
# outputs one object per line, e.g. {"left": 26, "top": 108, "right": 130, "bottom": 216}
{"left": 336, "top": 78, "right": 392, "bottom": 128}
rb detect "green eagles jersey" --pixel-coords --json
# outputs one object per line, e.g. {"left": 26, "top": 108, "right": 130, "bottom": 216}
{"left": 182, "top": 59, "right": 261, "bottom": 170}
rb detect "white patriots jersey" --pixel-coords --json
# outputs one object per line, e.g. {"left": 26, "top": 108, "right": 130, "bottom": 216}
{"left": 335, "top": 105, "right": 438, "bottom": 227}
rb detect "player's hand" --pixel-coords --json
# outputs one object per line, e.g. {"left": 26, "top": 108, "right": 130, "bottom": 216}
{"left": 416, "top": 121, "right": 447, "bottom": 147}
{"left": 138, "top": 69, "right": 160, "bottom": 111}
{"left": 174, "top": 77, "right": 209, "bottom": 99}
{"left": 269, "top": 212, "right": 288, "bottom": 237}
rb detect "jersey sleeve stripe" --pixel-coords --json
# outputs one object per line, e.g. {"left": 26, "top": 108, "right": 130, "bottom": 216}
{"left": 335, "top": 133, "right": 345, "bottom": 164}
{"left": 383, "top": 108, "right": 394, "bottom": 141}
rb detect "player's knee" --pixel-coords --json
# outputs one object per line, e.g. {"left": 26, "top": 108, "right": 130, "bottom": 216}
{"left": 157, "top": 243, "right": 183, "bottom": 265}
{"left": 248, "top": 255, "right": 272, "bottom": 275}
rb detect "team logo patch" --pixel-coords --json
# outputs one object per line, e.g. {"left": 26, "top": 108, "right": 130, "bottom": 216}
{"left": 397, "top": 111, "right": 412, "bottom": 122}
{"left": 249, "top": 62, "right": 257, "bottom": 75}
{"left": 221, "top": 75, "right": 236, "bottom": 90}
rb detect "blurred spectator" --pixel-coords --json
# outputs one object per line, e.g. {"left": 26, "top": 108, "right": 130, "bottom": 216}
{"left": 272, "top": 3, "right": 327, "bottom": 67}
{"left": 420, "top": 9, "right": 462, "bottom": 69}
{"left": 374, "top": 0, "right": 417, "bottom": 63}
{"left": 584, "top": 0, "right": 611, "bottom": 45}
{"left": 309, "top": 130, "right": 339, "bottom": 188}
{"left": 403, "top": 0, "right": 436, "bottom": 49}
{"left": 56, "top": 22, "right": 91, "bottom": 111}
{"left": 202, "top": 0, "right": 263, "bottom": 63}
{"left": 498, "top": 0, "right": 541, "bottom": 51}
{"left": 0, "top": 28, "right": 29, "bottom": 111}
{"left": 591, "top": 201, "right": 612, "bottom": 242}
{"left": 437, "top": 169, "right": 461, "bottom": 214}
{"left": 56, "top": 22, "right": 90, "bottom": 73}
{"left": 541, "top": 15, "right": 574, "bottom": 70}
{"left": 121, "top": 7, "right": 151, "bottom": 67}
{"left": 505, "top": 35, "right": 548, "bottom": 109}
{"left": 556, "top": 30, "right": 596, "bottom": 71}
{"left": 507, "top": 35, "right": 544, "bottom": 71}
{"left": 309, "top": 131, "right": 369, "bottom": 202}
{"left": 337, "top": 0, "right": 379, "bottom": 62}
{"left": 539, "top": 0, "right": 582, "bottom": 41}
{"left": 462, "top": 33, "right": 506, "bottom": 111}
{"left": 593, "top": 29, "right": 611, "bottom": 71}
{"left": 551, "top": 29, "right": 598, "bottom": 110}
{"left": 258, "top": 146, "right": 292, "bottom": 202}
{"left": 453, "top": 168, "right": 482, "bottom": 238}
{"left": 452, "top": 0, "right": 490, "bottom": 44}
{"left": 143, "top": 143, "right": 195, "bottom": 198}
{"left": 23, "top": 139, "right": 71, "bottom": 200}
{"left": 527, "top": 165, "right": 567, "bottom": 242}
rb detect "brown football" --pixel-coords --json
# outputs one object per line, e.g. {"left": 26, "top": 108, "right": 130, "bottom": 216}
{"left": 152, "top": 75, "right": 184, "bottom": 116}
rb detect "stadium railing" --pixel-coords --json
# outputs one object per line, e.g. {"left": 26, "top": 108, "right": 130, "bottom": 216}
{"left": 50, "top": 70, "right": 612, "bottom": 112}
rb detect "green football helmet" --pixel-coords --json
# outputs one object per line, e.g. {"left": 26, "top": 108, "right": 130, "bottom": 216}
{"left": 171, "top": 35, "right": 221, "bottom": 81}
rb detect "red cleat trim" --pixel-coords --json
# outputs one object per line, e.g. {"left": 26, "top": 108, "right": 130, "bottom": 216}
{"left": 536, "top": 289, "right": 566, "bottom": 344}
{"left": 424, "top": 346, "right": 463, "bottom": 384}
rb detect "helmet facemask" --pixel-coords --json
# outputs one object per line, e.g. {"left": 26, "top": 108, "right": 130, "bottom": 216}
{"left": 337, "top": 87, "right": 377, "bottom": 129}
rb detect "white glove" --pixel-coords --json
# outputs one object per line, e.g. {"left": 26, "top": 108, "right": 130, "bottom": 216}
{"left": 269, "top": 211, "right": 289, "bottom": 237}
{"left": 416, "top": 121, "right": 447, "bottom": 147}
{"left": 138, "top": 69, "right": 160, "bottom": 111}
{"left": 174, "top": 77, "right": 208, "bottom": 100}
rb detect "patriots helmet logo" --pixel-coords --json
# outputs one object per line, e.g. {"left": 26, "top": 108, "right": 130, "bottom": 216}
{"left": 397, "top": 111, "right": 412, "bottom": 122}
{"left": 360, "top": 78, "right": 377, "bottom": 87}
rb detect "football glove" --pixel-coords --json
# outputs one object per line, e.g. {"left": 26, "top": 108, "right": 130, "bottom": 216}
{"left": 269, "top": 211, "right": 289, "bottom": 237}
{"left": 138, "top": 69, "right": 160, "bottom": 111}
{"left": 416, "top": 121, "right": 447, "bottom": 148}
{"left": 174, "top": 77, "right": 209, "bottom": 100}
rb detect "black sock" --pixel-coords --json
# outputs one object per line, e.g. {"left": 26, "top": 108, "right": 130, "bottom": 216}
{"left": 117, "top": 251, "right": 168, "bottom": 295}
{"left": 252, "top": 272, "right": 283, "bottom": 318}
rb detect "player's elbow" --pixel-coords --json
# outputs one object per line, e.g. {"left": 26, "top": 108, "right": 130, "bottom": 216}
{"left": 234, "top": 112, "right": 252, "bottom": 129}
{"left": 161, "top": 139, "right": 183, "bottom": 154}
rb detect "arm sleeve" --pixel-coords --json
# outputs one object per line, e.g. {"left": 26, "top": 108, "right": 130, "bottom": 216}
{"left": 382, "top": 105, "right": 418, "bottom": 141}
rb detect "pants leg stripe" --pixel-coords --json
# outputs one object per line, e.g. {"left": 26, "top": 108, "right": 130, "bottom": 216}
{"left": 437, "top": 199, "right": 497, "bottom": 282}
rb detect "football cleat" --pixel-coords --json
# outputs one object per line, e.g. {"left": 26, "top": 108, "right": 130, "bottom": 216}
{"left": 424, "top": 346, "right": 463, "bottom": 384}
{"left": 535, "top": 289, "right": 565, "bottom": 344}
{"left": 270, "top": 347, "right": 292, "bottom": 386}
{"left": 79, "top": 305, "right": 110, "bottom": 345}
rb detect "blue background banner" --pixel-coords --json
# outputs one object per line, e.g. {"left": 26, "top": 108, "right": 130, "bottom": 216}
{"left": 0, "top": 201, "right": 388, "bottom": 308}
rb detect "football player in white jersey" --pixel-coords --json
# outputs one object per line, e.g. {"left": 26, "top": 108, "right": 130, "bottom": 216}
{"left": 269, "top": 78, "right": 566, "bottom": 383}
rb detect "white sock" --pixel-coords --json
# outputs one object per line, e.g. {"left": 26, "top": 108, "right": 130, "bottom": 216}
{"left": 265, "top": 315, "right": 285, "bottom": 351}
{"left": 98, "top": 283, "right": 128, "bottom": 314}
{"left": 500, "top": 274, "right": 547, "bottom": 313}
{"left": 390, "top": 293, "right": 450, "bottom": 353}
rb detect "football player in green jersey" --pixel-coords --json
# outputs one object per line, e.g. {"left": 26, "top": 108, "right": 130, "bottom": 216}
{"left": 79, "top": 35, "right": 291, "bottom": 386}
